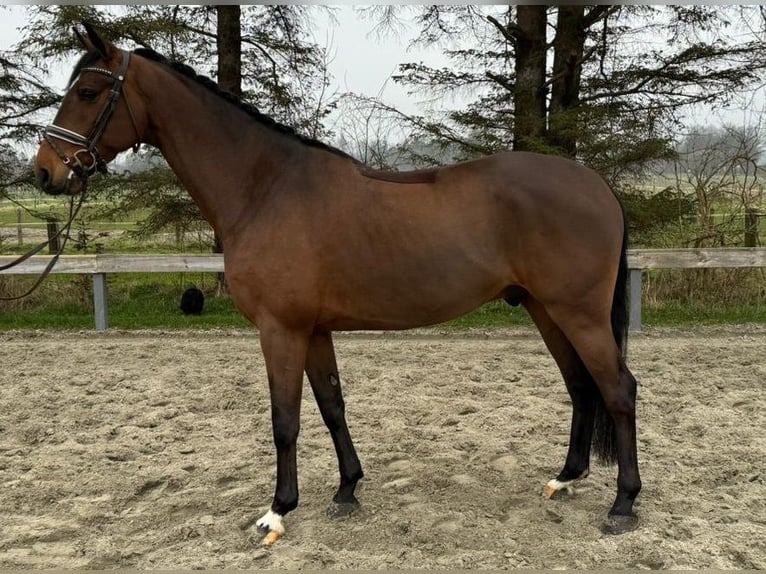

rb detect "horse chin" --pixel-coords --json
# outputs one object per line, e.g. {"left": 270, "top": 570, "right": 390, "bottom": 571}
{"left": 47, "top": 174, "right": 85, "bottom": 197}
{"left": 66, "top": 176, "right": 86, "bottom": 195}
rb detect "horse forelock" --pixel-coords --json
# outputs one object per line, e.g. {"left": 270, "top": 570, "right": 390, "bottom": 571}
{"left": 68, "top": 50, "right": 102, "bottom": 88}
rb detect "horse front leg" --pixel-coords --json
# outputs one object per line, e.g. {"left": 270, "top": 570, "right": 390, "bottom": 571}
{"left": 305, "top": 329, "right": 364, "bottom": 517}
{"left": 254, "top": 323, "right": 310, "bottom": 546}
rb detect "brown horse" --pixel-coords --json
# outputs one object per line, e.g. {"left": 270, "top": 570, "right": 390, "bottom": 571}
{"left": 34, "top": 24, "right": 641, "bottom": 543}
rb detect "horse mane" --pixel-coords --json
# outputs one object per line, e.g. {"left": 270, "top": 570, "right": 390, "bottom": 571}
{"left": 131, "top": 47, "right": 357, "bottom": 162}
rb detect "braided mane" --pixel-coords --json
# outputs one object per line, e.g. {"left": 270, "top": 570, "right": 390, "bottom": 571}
{"left": 131, "top": 47, "right": 356, "bottom": 161}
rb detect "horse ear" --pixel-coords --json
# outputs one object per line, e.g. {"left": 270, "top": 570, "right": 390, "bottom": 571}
{"left": 73, "top": 26, "right": 92, "bottom": 51}
{"left": 80, "top": 21, "right": 118, "bottom": 61}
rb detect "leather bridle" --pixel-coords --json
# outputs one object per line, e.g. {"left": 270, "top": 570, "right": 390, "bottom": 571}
{"left": 43, "top": 49, "right": 141, "bottom": 183}
{"left": 0, "top": 50, "right": 142, "bottom": 300}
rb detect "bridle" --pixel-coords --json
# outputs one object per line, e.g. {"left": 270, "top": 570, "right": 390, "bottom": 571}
{"left": 43, "top": 49, "right": 141, "bottom": 183}
{"left": 1, "top": 50, "right": 141, "bottom": 300}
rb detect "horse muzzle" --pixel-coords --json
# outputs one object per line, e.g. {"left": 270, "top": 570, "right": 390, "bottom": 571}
{"left": 34, "top": 161, "right": 86, "bottom": 196}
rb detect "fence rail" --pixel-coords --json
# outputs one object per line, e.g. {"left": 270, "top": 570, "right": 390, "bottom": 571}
{"left": 628, "top": 247, "right": 766, "bottom": 269}
{"left": 2, "top": 249, "right": 765, "bottom": 332}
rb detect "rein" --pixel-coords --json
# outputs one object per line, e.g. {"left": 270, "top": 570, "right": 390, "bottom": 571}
{"left": 0, "top": 192, "right": 86, "bottom": 301}
{"left": 2, "top": 50, "right": 139, "bottom": 300}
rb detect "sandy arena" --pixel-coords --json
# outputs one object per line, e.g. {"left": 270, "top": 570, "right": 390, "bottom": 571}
{"left": 0, "top": 326, "right": 764, "bottom": 569}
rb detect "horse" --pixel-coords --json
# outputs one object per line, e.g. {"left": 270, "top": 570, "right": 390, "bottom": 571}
{"left": 34, "top": 24, "right": 641, "bottom": 543}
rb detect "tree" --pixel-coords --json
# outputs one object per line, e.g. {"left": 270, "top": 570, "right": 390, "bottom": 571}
{"left": 374, "top": 6, "right": 766, "bottom": 192}
{"left": 9, "top": 5, "right": 335, "bottom": 131}
{"left": 508, "top": 6, "right": 547, "bottom": 152}
{"left": 0, "top": 34, "right": 58, "bottom": 196}
{"left": 216, "top": 5, "right": 241, "bottom": 97}
{"left": 674, "top": 123, "right": 765, "bottom": 248}
{"left": 0, "top": 54, "right": 57, "bottom": 144}
{"left": 331, "top": 89, "right": 419, "bottom": 170}
{"left": 0, "top": 144, "right": 28, "bottom": 188}
{"left": 0, "top": 5, "right": 337, "bottom": 254}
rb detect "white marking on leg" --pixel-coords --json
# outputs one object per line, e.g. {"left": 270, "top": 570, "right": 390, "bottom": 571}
{"left": 545, "top": 478, "right": 576, "bottom": 494}
{"left": 255, "top": 509, "right": 285, "bottom": 546}
{"left": 543, "top": 469, "right": 589, "bottom": 498}
{"left": 256, "top": 509, "right": 285, "bottom": 535}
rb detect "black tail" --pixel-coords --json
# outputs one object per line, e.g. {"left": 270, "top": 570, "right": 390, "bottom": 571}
{"left": 592, "top": 210, "right": 629, "bottom": 465}
{"left": 610, "top": 214, "right": 630, "bottom": 357}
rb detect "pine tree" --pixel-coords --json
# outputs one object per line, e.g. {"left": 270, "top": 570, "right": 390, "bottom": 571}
{"left": 0, "top": 5, "right": 336, "bottom": 253}
{"left": 382, "top": 6, "right": 766, "bottom": 190}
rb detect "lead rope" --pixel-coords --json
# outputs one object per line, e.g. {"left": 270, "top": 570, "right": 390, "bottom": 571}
{"left": 0, "top": 191, "right": 86, "bottom": 301}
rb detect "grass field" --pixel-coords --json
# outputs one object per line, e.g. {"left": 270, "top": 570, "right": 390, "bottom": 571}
{"left": 0, "top": 193, "right": 157, "bottom": 253}
{"left": 1, "top": 272, "right": 765, "bottom": 331}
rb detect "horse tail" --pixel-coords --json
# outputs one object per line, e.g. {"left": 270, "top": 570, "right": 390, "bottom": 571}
{"left": 592, "top": 203, "right": 629, "bottom": 465}
{"left": 610, "top": 211, "right": 630, "bottom": 357}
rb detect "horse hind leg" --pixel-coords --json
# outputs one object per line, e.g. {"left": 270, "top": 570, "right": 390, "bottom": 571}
{"left": 522, "top": 296, "right": 597, "bottom": 498}
{"left": 305, "top": 329, "right": 364, "bottom": 517}
{"left": 544, "top": 301, "right": 641, "bottom": 535}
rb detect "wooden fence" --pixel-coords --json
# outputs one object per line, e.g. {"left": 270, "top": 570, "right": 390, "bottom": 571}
{"left": 1, "top": 249, "right": 765, "bottom": 332}
{"left": 625, "top": 248, "right": 766, "bottom": 330}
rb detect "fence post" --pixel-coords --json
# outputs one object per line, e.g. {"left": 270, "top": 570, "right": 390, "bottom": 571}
{"left": 16, "top": 208, "right": 22, "bottom": 247}
{"left": 744, "top": 208, "right": 759, "bottom": 247}
{"left": 629, "top": 269, "right": 642, "bottom": 333}
{"left": 93, "top": 273, "right": 109, "bottom": 332}
{"left": 46, "top": 217, "right": 61, "bottom": 254}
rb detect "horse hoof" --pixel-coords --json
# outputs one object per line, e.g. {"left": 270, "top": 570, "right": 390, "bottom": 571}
{"left": 542, "top": 480, "right": 574, "bottom": 500}
{"left": 249, "top": 525, "right": 283, "bottom": 547}
{"left": 600, "top": 513, "right": 639, "bottom": 535}
{"left": 326, "top": 500, "right": 359, "bottom": 520}
{"left": 261, "top": 529, "right": 282, "bottom": 546}
{"left": 251, "top": 510, "right": 285, "bottom": 546}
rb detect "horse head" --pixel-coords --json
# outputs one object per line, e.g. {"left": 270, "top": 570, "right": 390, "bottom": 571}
{"left": 34, "top": 23, "right": 144, "bottom": 195}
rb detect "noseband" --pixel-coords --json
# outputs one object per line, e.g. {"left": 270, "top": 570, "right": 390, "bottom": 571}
{"left": 43, "top": 49, "right": 141, "bottom": 182}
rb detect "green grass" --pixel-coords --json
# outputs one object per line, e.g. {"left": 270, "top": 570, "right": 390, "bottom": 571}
{"left": 643, "top": 302, "right": 766, "bottom": 326}
{"left": 1, "top": 273, "right": 247, "bottom": 330}
{"left": 443, "top": 300, "right": 766, "bottom": 330}
{"left": 0, "top": 276, "right": 529, "bottom": 331}
{"left": 2, "top": 273, "right": 764, "bottom": 331}
{"left": 0, "top": 197, "right": 155, "bottom": 253}
{"left": 440, "top": 300, "right": 532, "bottom": 329}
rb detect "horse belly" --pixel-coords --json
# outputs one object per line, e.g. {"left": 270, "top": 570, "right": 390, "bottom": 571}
{"left": 321, "top": 256, "right": 510, "bottom": 331}
{"left": 319, "top": 197, "right": 517, "bottom": 330}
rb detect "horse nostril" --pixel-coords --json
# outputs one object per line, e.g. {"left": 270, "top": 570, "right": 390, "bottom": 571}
{"left": 36, "top": 167, "right": 51, "bottom": 189}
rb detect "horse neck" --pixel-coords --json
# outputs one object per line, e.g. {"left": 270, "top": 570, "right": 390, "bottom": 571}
{"left": 135, "top": 64, "right": 304, "bottom": 237}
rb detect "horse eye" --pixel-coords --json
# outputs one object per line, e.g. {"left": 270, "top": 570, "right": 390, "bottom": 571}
{"left": 78, "top": 88, "right": 99, "bottom": 102}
